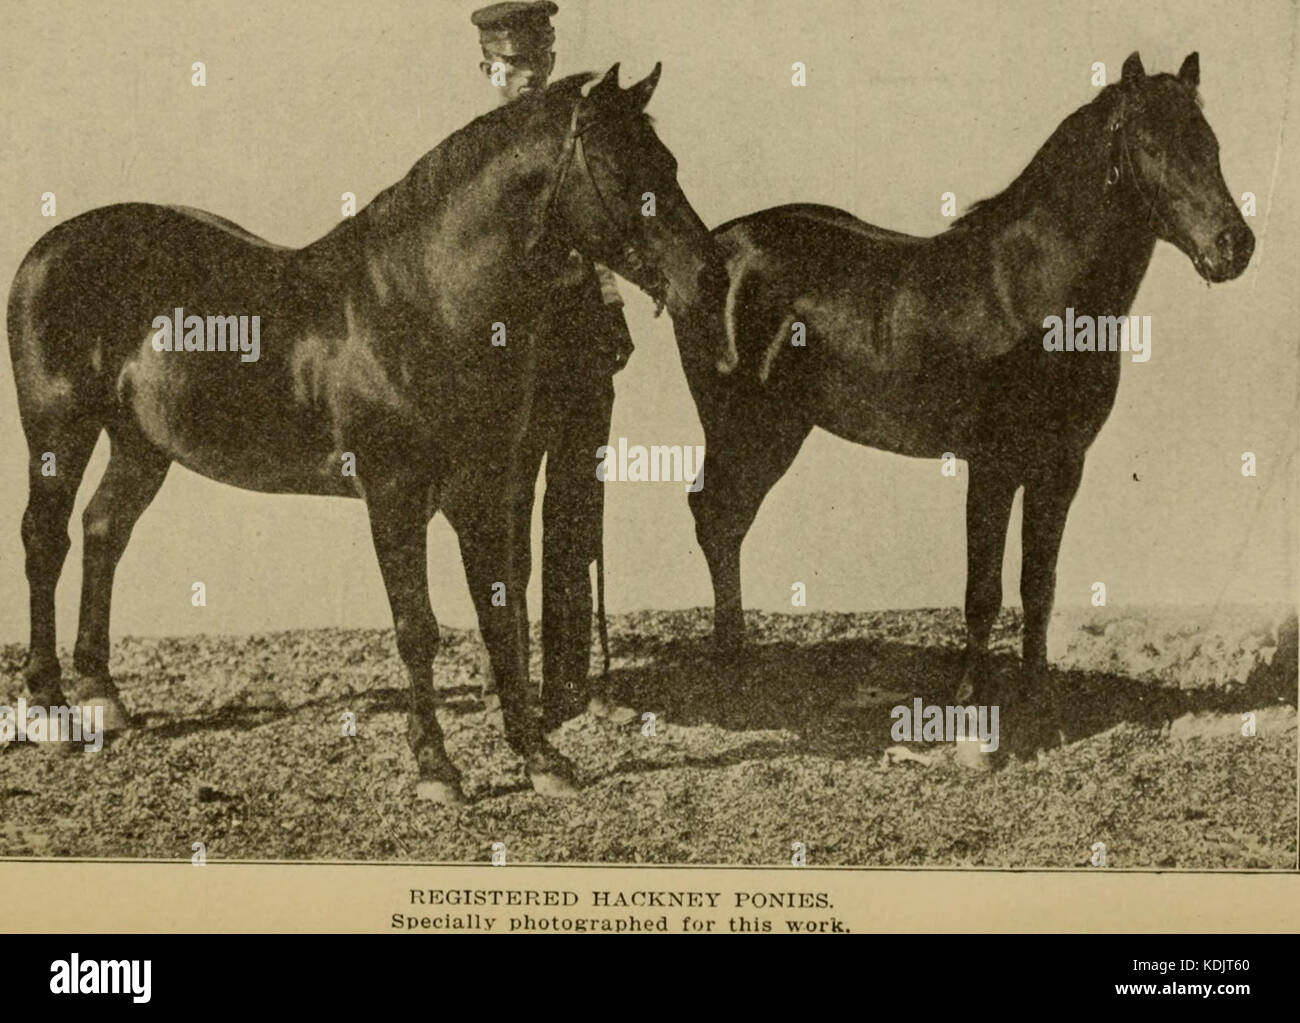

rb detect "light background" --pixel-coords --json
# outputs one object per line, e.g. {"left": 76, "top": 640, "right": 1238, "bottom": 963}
{"left": 0, "top": 0, "right": 1295, "bottom": 642}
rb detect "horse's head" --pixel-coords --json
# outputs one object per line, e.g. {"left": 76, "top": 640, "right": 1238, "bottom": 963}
{"left": 1109, "top": 51, "right": 1253, "bottom": 283}
{"left": 534, "top": 63, "right": 735, "bottom": 371}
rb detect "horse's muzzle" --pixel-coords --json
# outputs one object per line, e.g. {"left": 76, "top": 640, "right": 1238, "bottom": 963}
{"left": 1196, "top": 222, "right": 1255, "bottom": 283}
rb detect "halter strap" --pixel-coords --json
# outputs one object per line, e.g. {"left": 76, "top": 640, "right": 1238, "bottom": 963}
{"left": 530, "top": 100, "right": 587, "bottom": 249}
{"left": 529, "top": 98, "right": 666, "bottom": 309}
{"left": 1105, "top": 97, "right": 1174, "bottom": 236}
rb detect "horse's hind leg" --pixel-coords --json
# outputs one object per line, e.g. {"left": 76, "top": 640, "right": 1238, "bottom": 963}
{"left": 20, "top": 415, "right": 101, "bottom": 704}
{"left": 690, "top": 403, "right": 809, "bottom": 662}
{"left": 72, "top": 425, "right": 170, "bottom": 728}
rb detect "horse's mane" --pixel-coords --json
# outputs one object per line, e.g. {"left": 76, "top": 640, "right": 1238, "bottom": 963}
{"left": 948, "top": 74, "right": 1195, "bottom": 232}
{"left": 333, "top": 72, "right": 598, "bottom": 241}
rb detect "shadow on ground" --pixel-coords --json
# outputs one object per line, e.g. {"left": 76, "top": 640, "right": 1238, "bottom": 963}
{"left": 603, "top": 607, "right": 1298, "bottom": 765}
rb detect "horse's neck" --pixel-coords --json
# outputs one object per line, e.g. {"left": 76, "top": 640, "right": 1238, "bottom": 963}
{"left": 425, "top": 142, "right": 553, "bottom": 287}
{"left": 326, "top": 126, "right": 564, "bottom": 313}
{"left": 988, "top": 102, "right": 1157, "bottom": 326}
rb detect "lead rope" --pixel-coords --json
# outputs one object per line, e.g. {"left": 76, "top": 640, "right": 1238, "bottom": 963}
{"left": 596, "top": 550, "right": 611, "bottom": 682}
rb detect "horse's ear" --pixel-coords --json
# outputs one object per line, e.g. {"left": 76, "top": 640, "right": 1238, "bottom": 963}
{"left": 589, "top": 63, "right": 621, "bottom": 102}
{"left": 1121, "top": 51, "right": 1145, "bottom": 84}
{"left": 1178, "top": 51, "right": 1200, "bottom": 90}
{"left": 624, "top": 62, "right": 662, "bottom": 111}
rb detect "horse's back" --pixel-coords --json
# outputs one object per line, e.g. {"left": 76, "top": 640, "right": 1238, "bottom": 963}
{"left": 713, "top": 203, "right": 933, "bottom": 316}
{"left": 164, "top": 205, "right": 293, "bottom": 251}
{"left": 704, "top": 204, "right": 920, "bottom": 375}
{"left": 13, "top": 202, "right": 293, "bottom": 310}
{"left": 694, "top": 203, "right": 1003, "bottom": 457}
{"left": 16, "top": 201, "right": 288, "bottom": 270}
{"left": 717, "top": 203, "right": 924, "bottom": 248}
{"left": 9, "top": 203, "right": 297, "bottom": 400}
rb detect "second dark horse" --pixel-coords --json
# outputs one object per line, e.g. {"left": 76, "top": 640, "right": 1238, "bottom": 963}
{"left": 674, "top": 53, "right": 1254, "bottom": 734}
{"left": 8, "top": 65, "right": 731, "bottom": 803}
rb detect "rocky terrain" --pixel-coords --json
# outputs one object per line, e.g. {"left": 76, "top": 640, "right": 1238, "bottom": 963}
{"left": 0, "top": 604, "right": 1294, "bottom": 867}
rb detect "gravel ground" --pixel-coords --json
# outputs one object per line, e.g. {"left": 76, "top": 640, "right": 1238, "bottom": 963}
{"left": 0, "top": 605, "right": 1294, "bottom": 867}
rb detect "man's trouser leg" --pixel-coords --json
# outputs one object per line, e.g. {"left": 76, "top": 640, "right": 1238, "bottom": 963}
{"left": 478, "top": 391, "right": 552, "bottom": 721}
{"left": 540, "top": 372, "right": 635, "bottom": 728}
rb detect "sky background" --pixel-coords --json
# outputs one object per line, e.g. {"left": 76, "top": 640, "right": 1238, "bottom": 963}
{"left": 1, "top": 0, "right": 1295, "bottom": 641}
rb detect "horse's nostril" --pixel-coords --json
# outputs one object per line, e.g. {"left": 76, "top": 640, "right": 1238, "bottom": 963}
{"left": 1239, "top": 226, "right": 1256, "bottom": 260}
{"left": 1215, "top": 227, "right": 1236, "bottom": 256}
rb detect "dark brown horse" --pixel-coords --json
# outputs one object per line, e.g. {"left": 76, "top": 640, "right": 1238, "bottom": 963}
{"left": 8, "top": 64, "right": 731, "bottom": 804}
{"left": 674, "top": 53, "right": 1254, "bottom": 730}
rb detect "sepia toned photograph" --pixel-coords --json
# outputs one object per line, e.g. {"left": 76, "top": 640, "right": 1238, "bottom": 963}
{"left": 1, "top": 0, "right": 1295, "bottom": 911}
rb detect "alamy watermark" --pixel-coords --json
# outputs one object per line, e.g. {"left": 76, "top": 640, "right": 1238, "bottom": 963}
{"left": 1043, "top": 308, "right": 1151, "bottom": 363}
{"left": 890, "top": 698, "right": 999, "bottom": 753}
{"left": 50, "top": 954, "right": 151, "bottom": 1003}
{"left": 596, "top": 437, "right": 704, "bottom": 492}
{"left": 150, "top": 307, "right": 260, "bottom": 362}
{"left": 0, "top": 698, "right": 104, "bottom": 752}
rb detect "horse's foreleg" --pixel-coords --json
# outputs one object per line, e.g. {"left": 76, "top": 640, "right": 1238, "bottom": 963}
{"left": 957, "top": 462, "right": 1018, "bottom": 705}
{"left": 73, "top": 428, "right": 170, "bottom": 730}
{"left": 1020, "top": 455, "right": 1085, "bottom": 683}
{"left": 692, "top": 479, "right": 745, "bottom": 659}
{"left": 20, "top": 417, "right": 100, "bottom": 703}
{"left": 365, "top": 481, "right": 464, "bottom": 805}
{"left": 455, "top": 487, "right": 579, "bottom": 798}
{"left": 691, "top": 408, "right": 809, "bottom": 664}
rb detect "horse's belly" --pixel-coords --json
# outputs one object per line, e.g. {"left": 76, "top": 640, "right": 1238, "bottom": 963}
{"left": 121, "top": 341, "right": 351, "bottom": 496}
{"left": 813, "top": 368, "right": 978, "bottom": 459}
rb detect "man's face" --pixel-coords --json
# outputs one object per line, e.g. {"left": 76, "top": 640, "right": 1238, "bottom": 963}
{"left": 480, "top": 49, "right": 555, "bottom": 104}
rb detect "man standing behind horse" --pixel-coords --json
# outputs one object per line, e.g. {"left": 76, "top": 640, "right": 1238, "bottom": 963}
{"left": 470, "top": 1, "right": 638, "bottom": 730}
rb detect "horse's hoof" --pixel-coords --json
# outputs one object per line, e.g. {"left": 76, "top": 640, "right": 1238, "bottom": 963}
{"left": 588, "top": 696, "right": 638, "bottom": 727}
{"left": 415, "top": 778, "right": 468, "bottom": 805}
{"left": 530, "top": 770, "right": 580, "bottom": 799}
{"left": 953, "top": 737, "right": 995, "bottom": 771}
{"left": 953, "top": 669, "right": 979, "bottom": 705}
{"left": 479, "top": 688, "right": 505, "bottom": 729}
{"left": 540, "top": 679, "right": 589, "bottom": 733}
{"left": 526, "top": 749, "right": 580, "bottom": 798}
{"left": 83, "top": 694, "right": 132, "bottom": 733}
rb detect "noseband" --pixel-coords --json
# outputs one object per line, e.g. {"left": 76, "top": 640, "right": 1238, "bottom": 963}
{"left": 532, "top": 99, "right": 668, "bottom": 310}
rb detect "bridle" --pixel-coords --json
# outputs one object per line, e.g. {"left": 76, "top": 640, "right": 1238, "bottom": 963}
{"left": 1106, "top": 97, "right": 1215, "bottom": 283}
{"left": 530, "top": 98, "right": 669, "bottom": 311}
{"left": 1105, "top": 98, "right": 1180, "bottom": 242}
